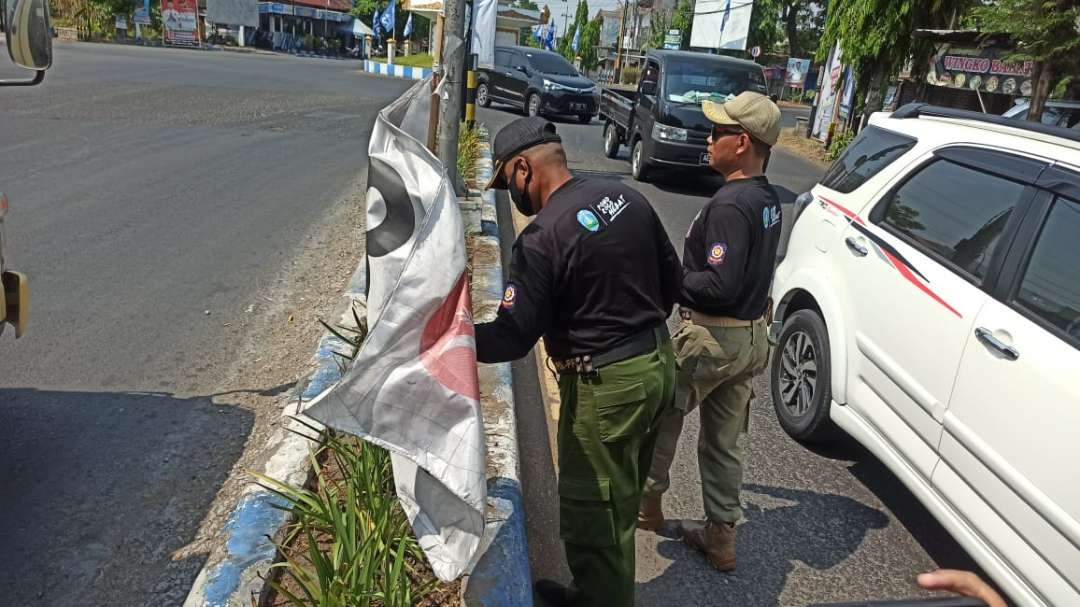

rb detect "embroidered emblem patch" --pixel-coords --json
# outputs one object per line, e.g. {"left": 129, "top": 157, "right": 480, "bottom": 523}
{"left": 501, "top": 284, "right": 517, "bottom": 309}
{"left": 708, "top": 242, "right": 727, "bottom": 266}
{"left": 577, "top": 209, "right": 600, "bottom": 232}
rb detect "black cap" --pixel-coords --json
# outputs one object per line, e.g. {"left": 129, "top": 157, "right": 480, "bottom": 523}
{"left": 486, "top": 116, "right": 562, "bottom": 190}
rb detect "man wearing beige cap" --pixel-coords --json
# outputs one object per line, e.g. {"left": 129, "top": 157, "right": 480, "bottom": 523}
{"left": 637, "top": 91, "right": 790, "bottom": 572}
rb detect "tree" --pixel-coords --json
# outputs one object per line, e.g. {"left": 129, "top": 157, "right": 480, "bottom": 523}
{"left": 579, "top": 17, "right": 601, "bottom": 71}
{"left": 818, "top": 0, "right": 973, "bottom": 126}
{"left": 513, "top": 0, "right": 539, "bottom": 9}
{"left": 669, "top": 0, "right": 693, "bottom": 49}
{"left": 647, "top": 7, "right": 669, "bottom": 50}
{"left": 557, "top": 0, "right": 590, "bottom": 59}
{"left": 747, "top": 0, "right": 783, "bottom": 56}
{"left": 971, "top": 0, "right": 1080, "bottom": 122}
{"left": 781, "top": 0, "right": 826, "bottom": 58}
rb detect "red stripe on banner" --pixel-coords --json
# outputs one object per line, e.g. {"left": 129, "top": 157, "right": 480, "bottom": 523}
{"left": 821, "top": 196, "right": 866, "bottom": 225}
{"left": 882, "top": 251, "right": 963, "bottom": 318}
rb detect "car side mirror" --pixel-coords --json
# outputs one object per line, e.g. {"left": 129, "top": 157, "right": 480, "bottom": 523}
{"left": 641, "top": 80, "right": 657, "bottom": 96}
{"left": 1, "top": 0, "right": 52, "bottom": 86}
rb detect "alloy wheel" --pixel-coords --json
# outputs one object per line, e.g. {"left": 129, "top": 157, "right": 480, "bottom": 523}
{"left": 778, "top": 330, "right": 818, "bottom": 417}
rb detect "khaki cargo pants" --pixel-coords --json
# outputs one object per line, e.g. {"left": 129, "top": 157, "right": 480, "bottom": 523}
{"left": 642, "top": 315, "right": 769, "bottom": 524}
{"left": 557, "top": 327, "right": 676, "bottom": 606}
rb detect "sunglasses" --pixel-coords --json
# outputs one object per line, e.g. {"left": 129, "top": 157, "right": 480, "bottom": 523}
{"left": 710, "top": 126, "right": 746, "bottom": 141}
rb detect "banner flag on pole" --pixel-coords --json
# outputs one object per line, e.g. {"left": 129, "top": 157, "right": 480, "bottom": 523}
{"left": 304, "top": 77, "right": 486, "bottom": 582}
{"left": 571, "top": 24, "right": 580, "bottom": 53}
{"left": 372, "top": 6, "right": 382, "bottom": 39}
{"left": 403, "top": 12, "right": 413, "bottom": 37}
{"left": 380, "top": 0, "right": 396, "bottom": 38}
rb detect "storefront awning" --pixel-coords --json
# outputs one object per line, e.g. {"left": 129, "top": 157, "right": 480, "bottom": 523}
{"left": 258, "top": 1, "right": 352, "bottom": 21}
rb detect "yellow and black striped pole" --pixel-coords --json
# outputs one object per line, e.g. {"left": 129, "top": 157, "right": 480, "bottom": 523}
{"left": 465, "top": 63, "right": 477, "bottom": 127}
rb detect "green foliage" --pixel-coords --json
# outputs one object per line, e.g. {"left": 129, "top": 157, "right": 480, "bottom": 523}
{"left": 647, "top": 8, "right": 670, "bottom": 50}
{"left": 557, "top": 0, "right": 591, "bottom": 61}
{"left": 394, "top": 52, "right": 433, "bottom": 68}
{"left": 513, "top": 0, "right": 539, "bottom": 9}
{"left": 457, "top": 122, "right": 483, "bottom": 188}
{"left": 781, "top": 0, "right": 826, "bottom": 58}
{"left": 826, "top": 128, "right": 854, "bottom": 160}
{"left": 818, "top": 0, "right": 970, "bottom": 116}
{"left": 747, "top": 0, "right": 783, "bottom": 55}
{"left": 578, "top": 17, "right": 601, "bottom": 71}
{"left": 257, "top": 421, "right": 438, "bottom": 607}
{"left": 669, "top": 0, "right": 694, "bottom": 50}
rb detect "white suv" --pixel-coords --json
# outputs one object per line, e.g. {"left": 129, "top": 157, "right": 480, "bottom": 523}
{"left": 768, "top": 104, "right": 1080, "bottom": 606}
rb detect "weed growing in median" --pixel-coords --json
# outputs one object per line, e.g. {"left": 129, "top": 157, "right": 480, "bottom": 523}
{"left": 457, "top": 122, "right": 483, "bottom": 190}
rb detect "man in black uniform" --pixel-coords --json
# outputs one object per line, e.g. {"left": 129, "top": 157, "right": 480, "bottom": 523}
{"left": 637, "top": 92, "right": 790, "bottom": 572}
{"left": 475, "top": 117, "right": 681, "bottom": 606}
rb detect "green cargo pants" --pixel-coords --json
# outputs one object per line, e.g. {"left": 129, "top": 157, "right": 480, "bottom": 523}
{"left": 642, "top": 316, "right": 769, "bottom": 524}
{"left": 556, "top": 327, "right": 676, "bottom": 607}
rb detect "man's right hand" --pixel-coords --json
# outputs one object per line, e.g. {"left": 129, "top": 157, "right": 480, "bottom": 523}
{"left": 917, "top": 569, "right": 1007, "bottom": 607}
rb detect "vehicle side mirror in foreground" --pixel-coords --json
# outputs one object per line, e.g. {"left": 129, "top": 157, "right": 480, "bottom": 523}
{"left": 1, "top": 0, "right": 52, "bottom": 86}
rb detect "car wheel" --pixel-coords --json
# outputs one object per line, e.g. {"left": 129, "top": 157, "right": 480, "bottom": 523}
{"left": 476, "top": 82, "right": 491, "bottom": 108}
{"left": 578, "top": 113, "right": 592, "bottom": 124}
{"left": 631, "top": 138, "right": 651, "bottom": 182}
{"left": 771, "top": 309, "right": 837, "bottom": 442}
{"left": 603, "top": 122, "right": 620, "bottom": 158}
{"left": 526, "top": 93, "right": 541, "bottom": 117}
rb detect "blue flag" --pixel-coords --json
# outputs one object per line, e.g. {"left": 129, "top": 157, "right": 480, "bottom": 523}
{"left": 532, "top": 24, "right": 543, "bottom": 42}
{"left": 403, "top": 12, "right": 413, "bottom": 37}
{"left": 372, "top": 7, "right": 382, "bottom": 39}
{"left": 571, "top": 25, "right": 580, "bottom": 53}
{"left": 380, "top": 0, "right": 396, "bottom": 38}
{"left": 544, "top": 18, "right": 555, "bottom": 50}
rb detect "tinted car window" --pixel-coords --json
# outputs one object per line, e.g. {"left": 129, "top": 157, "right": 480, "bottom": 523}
{"left": 495, "top": 49, "right": 510, "bottom": 67}
{"left": 1015, "top": 196, "right": 1080, "bottom": 348}
{"left": 525, "top": 52, "right": 578, "bottom": 75}
{"left": 821, "top": 126, "right": 916, "bottom": 193}
{"left": 879, "top": 159, "right": 1026, "bottom": 283}
{"left": 664, "top": 60, "right": 765, "bottom": 103}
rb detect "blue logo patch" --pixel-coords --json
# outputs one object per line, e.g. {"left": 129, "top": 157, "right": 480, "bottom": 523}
{"left": 707, "top": 242, "right": 727, "bottom": 266}
{"left": 763, "top": 206, "right": 771, "bottom": 229}
{"left": 577, "top": 209, "right": 600, "bottom": 232}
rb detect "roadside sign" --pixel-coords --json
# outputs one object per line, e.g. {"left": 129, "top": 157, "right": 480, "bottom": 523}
{"left": 134, "top": 7, "right": 151, "bottom": 24}
{"left": 663, "top": 29, "right": 680, "bottom": 50}
{"left": 750, "top": 45, "right": 760, "bottom": 58}
{"left": 115, "top": 14, "right": 128, "bottom": 29}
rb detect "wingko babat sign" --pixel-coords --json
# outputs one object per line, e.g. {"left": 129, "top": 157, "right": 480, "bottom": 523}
{"left": 926, "top": 43, "right": 1035, "bottom": 97}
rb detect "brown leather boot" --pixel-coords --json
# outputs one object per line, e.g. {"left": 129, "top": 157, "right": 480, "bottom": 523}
{"left": 679, "top": 519, "right": 736, "bottom": 571}
{"left": 637, "top": 494, "right": 664, "bottom": 532}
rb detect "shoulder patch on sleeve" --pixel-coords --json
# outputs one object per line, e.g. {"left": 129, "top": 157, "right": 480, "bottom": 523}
{"left": 576, "top": 209, "right": 600, "bottom": 232}
{"left": 707, "top": 242, "right": 727, "bottom": 266}
{"left": 501, "top": 284, "right": 517, "bottom": 309}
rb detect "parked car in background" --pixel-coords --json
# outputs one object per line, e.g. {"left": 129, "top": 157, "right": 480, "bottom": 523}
{"left": 476, "top": 46, "right": 598, "bottom": 123}
{"left": 767, "top": 103, "right": 1080, "bottom": 607}
{"left": 1003, "top": 99, "right": 1080, "bottom": 129}
{"left": 598, "top": 50, "right": 768, "bottom": 182}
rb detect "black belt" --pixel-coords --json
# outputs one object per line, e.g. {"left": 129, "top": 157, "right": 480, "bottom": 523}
{"left": 551, "top": 324, "right": 670, "bottom": 375}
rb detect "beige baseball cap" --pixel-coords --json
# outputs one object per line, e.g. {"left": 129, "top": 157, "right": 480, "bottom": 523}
{"left": 702, "top": 91, "right": 782, "bottom": 146}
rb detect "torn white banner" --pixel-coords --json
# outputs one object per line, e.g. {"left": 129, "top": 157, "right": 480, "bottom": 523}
{"left": 304, "top": 77, "right": 485, "bottom": 581}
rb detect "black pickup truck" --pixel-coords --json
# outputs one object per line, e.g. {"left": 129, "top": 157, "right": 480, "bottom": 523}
{"left": 599, "top": 50, "right": 769, "bottom": 181}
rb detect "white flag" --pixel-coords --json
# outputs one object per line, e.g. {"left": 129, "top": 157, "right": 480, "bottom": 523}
{"left": 304, "top": 78, "right": 485, "bottom": 581}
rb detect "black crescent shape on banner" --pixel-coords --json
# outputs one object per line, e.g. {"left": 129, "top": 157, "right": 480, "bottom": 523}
{"left": 366, "top": 156, "right": 417, "bottom": 258}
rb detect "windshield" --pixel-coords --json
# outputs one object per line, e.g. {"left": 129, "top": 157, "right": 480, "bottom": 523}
{"left": 526, "top": 52, "right": 579, "bottom": 76}
{"left": 664, "top": 62, "right": 767, "bottom": 104}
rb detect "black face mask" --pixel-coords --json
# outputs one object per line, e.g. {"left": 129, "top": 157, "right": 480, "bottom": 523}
{"left": 507, "top": 163, "right": 535, "bottom": 217}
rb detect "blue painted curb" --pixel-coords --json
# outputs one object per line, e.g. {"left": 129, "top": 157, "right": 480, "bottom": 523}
{"left": 363, "top": 59, "right": 433, "bottom": 80}
{"left": 463, "top": 128, "right": 533, "bottom": 606}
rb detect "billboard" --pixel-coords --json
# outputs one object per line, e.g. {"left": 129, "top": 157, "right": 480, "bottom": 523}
{"left": 689, "top": 0, "right": 753, "bottom": 51}
{"left": 161, "top": 0, "right": 199, "bottom": 45}
{"left": 206, "top": 0, "right": 258, "bottom": 27}
{"left": 926, "top": 43, "right": 1035, "bottom": 96}
{"left": 786, "top": 57, "right": 810, "bottom": 87}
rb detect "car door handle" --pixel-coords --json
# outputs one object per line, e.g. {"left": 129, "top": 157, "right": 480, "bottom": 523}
{"left": 504, "top": 71, "right": 512, "bottom": 76}
{"left": 845, "top": 236, "right": 868, "bottom": 257}
{"left": 975, "top": 327, "right": 1019, "bottom": 361}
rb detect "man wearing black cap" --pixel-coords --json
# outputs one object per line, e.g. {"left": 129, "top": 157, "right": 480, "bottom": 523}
{"left": 475, "top": 116, "right": 681, "bottom": 607}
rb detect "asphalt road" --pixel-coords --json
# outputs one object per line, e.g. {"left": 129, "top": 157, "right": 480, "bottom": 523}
{"left": 0, "top": 43, "right": 409, "bottom": 605}
{"left": 478, "top": 102, "right": 985, "bottom": 606}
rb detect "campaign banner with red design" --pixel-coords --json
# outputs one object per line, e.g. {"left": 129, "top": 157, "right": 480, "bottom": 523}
{"left": 304, "top": 77, "right": 485, "bottom": 582}
{"left": 161, "top": 0, "right": 199, "bottom": 46}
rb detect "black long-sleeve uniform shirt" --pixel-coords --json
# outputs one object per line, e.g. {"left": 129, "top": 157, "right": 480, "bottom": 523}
{"left": 680, "top": 176, "right": 792, "bottom": 320}
{"left": 477, "top": 177, "right": 682, "bottom": 364}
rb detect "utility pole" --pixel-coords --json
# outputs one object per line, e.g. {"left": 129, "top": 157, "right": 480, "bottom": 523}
{"left": 436, "top": 0, "right": 467, "bottom": 195}
{"left": 613, "top": 0, "right": 628, "bottom": 83}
